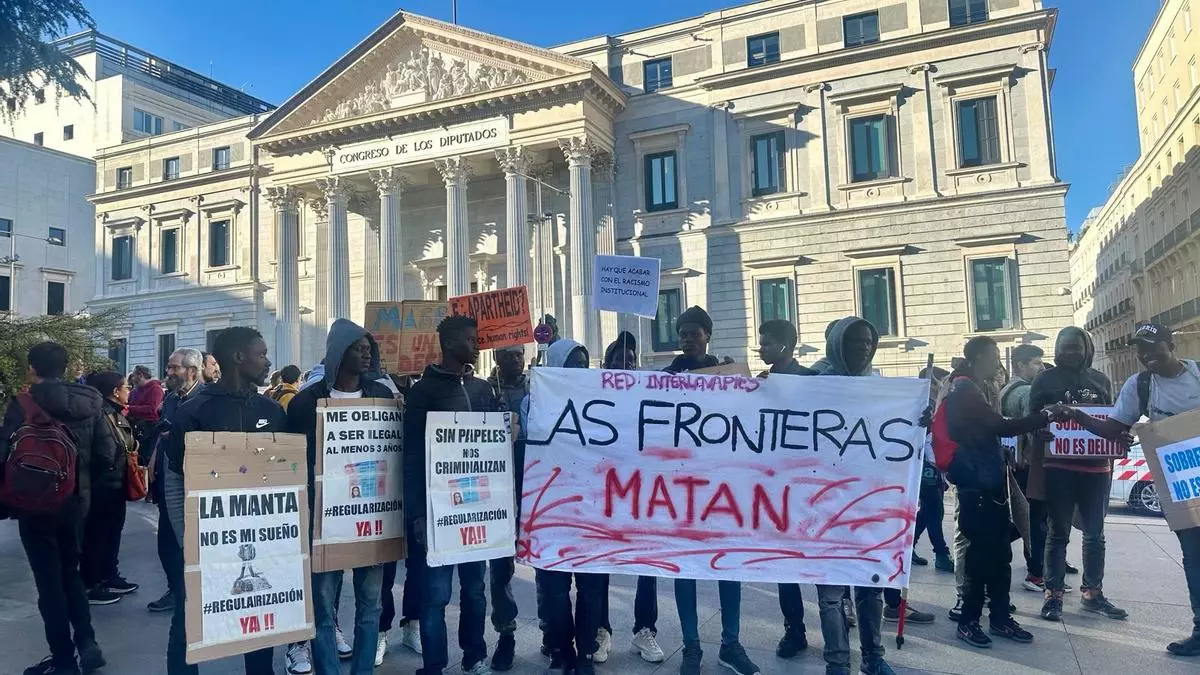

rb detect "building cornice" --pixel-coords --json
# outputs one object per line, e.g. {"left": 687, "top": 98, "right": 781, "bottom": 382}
{"left": 88, "top": 165, "right": 255, "bottom": 205}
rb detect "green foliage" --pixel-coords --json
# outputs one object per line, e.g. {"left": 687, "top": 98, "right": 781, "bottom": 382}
{"left": 0, "top": 0, "right": 95, "bottom": 123}
{"left": 0, "top": 308, "right": 127, "bottom": 402}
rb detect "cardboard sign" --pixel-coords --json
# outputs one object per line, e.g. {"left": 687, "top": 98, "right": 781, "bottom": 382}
{"left": 424, "top": 411, "right": 516, "bottom": 567}
{"left": 693, "top": 361, "right": 752, "bottom": 377}
{"left": 1049, "top": 406, "right": 1127, "bottom": 458}
{"left": 183, "top": 432, "right": 313, "bottom": 664}
{"left": 520, "top": 369, "right": 927, "bottom": 587}
{"left": 593, "top": 254, "right": 661, "bottom": 317}
{"left": 366, "top": 300, "right": 447, "bottom": 375}
{"left": 312, "top": 399, "right": 405, "bottom": 572}
{"left": 449, "top": 286, "right": 532, "bottom": 350}
{"left": 1138, "top": 410, "right": 1200, "bottom": 531}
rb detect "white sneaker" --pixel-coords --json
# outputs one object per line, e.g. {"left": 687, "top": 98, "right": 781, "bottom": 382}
{"left": 374, "top": 634, "right": 387, "bottom": 667}
{"left": 335, "top": 626, "right": 353, "bottom": 660}
{"left": 594, "top": 628, "right": 612, "bottom": 664}
{"left": 400, "top": 621, "right": 423, "bottom": 655}
{"left": 631, "top": 627, "right": 665, "bottom": 663}
{"left": 286, "top": 642, "right": 313, "bottom": 675}
{"left": 463, "top": 661, "right": 493, "bottom": 675}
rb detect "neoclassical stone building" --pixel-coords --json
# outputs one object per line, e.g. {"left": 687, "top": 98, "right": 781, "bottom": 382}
{"left": 90, "top": 0, "right": 1072, "bottom": 376}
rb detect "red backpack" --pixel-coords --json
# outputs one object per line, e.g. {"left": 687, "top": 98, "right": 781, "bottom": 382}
{"left": 930, "top": 375, "right": 970, "bottom": 473}
{"left": 0, "top": 393, "right": 78, "bottom": 515}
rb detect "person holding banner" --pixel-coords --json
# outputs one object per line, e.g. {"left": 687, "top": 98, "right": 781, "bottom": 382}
{"left": 664, "top": 306, "right": 731, "bottom": 373}
{"left": 1063, "top": 323, "right": 1200, "bottom": 656}
{"left": 403, "top": 315, "right": 501, "bottom": 675}
{"left": 287, "top": 319, "right": 396, "bottom": 675}
{"left": 1028, "top": 327, "right": 1128, "bottom": 622}
{"left": 162, "top": 327, "right": 286, "bottom": 675}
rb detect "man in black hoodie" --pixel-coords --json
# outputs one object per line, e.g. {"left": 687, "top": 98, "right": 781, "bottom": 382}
{"left": 1, "top": 342, "right": 111, "bottom": 675}
{"left": 1028, "top": 327, "right": 1128, "bottom": 622}
{"left": 665, "top": 306, "right": 724, "bottom": 373}
{"left": 403, "top": 315, "right": 501, "bottom": 675}
{"left": 162, "top": 327, "right": 286, "bottom": 675}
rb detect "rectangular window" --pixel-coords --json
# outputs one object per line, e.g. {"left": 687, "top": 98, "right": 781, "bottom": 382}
{"left": 643, "top": 58, "right": 673, "bottom": 92}
{"left": 651, "top": 288, "right": 682, "bottom": 352}
{"left": 949, "top": 0, "right": 988, "bottom": 27}
{"left": 747, "top": 32, "right": 781, "bottom": 67}
{"left": 117, "top": 167, "right": 132, "bottom": 190}
{"left": 46, "top": 281, "right": 64, "bottom": 316}
{"left": 213, "top": 146, "right": 231, "bottom": 170}
{"left": 971, "top": 257, "right": 1015, "bottom": 331}
{"left": 957, "top": 97, "right": 1001, "bottom": 167}
{"left": 158, "top": 334, "right": 176, "bottom": 380}
{"left": 643, "top": 151, "right": 678, "bottom": 212}
{"left": 757, "top": 277, "right": 794, "bottom": 324}
{"left": 751, "top": 131, "right": 786, "bottom": 196}
{"left": 857, "top": 268, "right": 898, "bottom": 337}
{"left": 209, "top": 220, "right": 230, "bottom": 267}
{"left": 1176, "top": 83, "right": 1183, "bottom": 109}
{"left": 134, "top": 108, "right": 163, "bottom": 135}
{"left": 34, "top": 89, "right": 45, "bottom": 104}
{"left": 62, "top": 124, "right": 73, "bottom": 141}
{"left": 0, "top": 218, "right": 11, "bottom": 237}
{"left": 0, "top": 275, "right": 9, "bottom": 312}
{"left": 48, "top": 227, "right": 65, "bottom": 246}
{"left": 1187, "top": 4, "right": 1193, "bottom": 33}
{"left": 1190, "top": 59, "right": 1197, "bottom": 90}
{"left": 161, "top": 228, "right": 179, "bottom": 274}
{"left": 844, "top": 12, "right": 880, "bottom": 47}
{"left": 172, "top": 121, "right": 188, "bottom": 132}
{"left": 108, "top": 338, "right": 127, "bottom": 374}
{"left": 163, "top": 157, "right": 180, "bottom": 181}
{"left": 33, "top": 132, "right": 43, "bottom": 146}
{"left": 112, "top": 235, "right": 133, "bottom": 281}
{"left": 849, "top": 115, "right": 893, "bottom": 182}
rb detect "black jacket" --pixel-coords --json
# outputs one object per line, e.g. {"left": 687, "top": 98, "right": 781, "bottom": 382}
{"left": 1029, "top": 327, "right": 1113, "bottom": 471}
{"left": 93, "top": 398, "right": 133, "bottom": 493}
{"left": 664, "top": 353, "right": 719, "bottom": 373}
{"left": 403, "top": 364, "right": 499, "bottom": 522}
{"left": 0, "top": 379, "right": 115, "bottom": 510}
{"left": 164, "top": 384, "right": 288, "bottom": 475}
{"left": 946, "top": 374, "right": 1048, "bottom": 493}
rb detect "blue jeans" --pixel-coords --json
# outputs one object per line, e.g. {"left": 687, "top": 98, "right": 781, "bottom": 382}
{"left": 418, "top": 560, "right": 487, "bottom": 675}
{"left": 674, "top": 579, "right": 740, "bottom": 647}
{"left": 313, "top": 566, "right": 383, "bottom": 675}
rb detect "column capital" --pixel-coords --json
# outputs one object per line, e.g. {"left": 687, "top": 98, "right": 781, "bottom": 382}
{"left": 435, "top": 156, "right": 472, "bottom": 186}
{"left": 368, "top": 167, "right": 409, "bottom": 196}
{"left": 591, "top": 152, "right": 616, "bottom": 181}
{"left": 308, "top": 196, "right": 329, "bottom": 221}
{"left": 264, "top": 185, "right": 302, "bottom": 211}
{"left": 495, "top": 146, "right": 531, "bottom": 176}
{"left": 558, "top": 136, "right": 597, "bottom": 168}
{"left": 316, "top": 176, "right": 349, "bottom": 204}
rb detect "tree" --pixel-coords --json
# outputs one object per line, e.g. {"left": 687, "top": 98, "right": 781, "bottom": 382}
{"left": 0, "top": 308, "right": 127, "bottom": 404}
{"left": 0, "top": 0, "right": 95, "bottom": 123}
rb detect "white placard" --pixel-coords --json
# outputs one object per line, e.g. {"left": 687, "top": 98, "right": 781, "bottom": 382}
{"left": 424, "top": 411, "right": 516, "bottom": 567}
{"left": 592, "top": 254, "right": 662, "bottom": 317}
{"left": 317, "top": 403, "right": 404, "bottom": 544}
{"left": 1049, "top": 406, "right": 1126, "bottom": 458}
{"left": 331, "top": 117, "right": 509, "bottom": 174}
{"left": 1158, "top": 435, "right": 1200, "bottom": 503}
{"left": 196, "top": 486, "right": 308, "bottom": 647}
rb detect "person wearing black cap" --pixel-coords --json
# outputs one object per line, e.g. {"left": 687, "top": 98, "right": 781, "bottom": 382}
{"left": 1067, "top": 323, "right": 1200, "bottom": 656}
{"left": 665, "top": 306, "right": 730, "bottom": 373}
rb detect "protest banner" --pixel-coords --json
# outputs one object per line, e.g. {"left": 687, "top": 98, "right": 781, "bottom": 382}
{"left": 520, "top": 369, "right": 927, "bottom": 587}
{"left": 449, "top": 286, "right": 532, "bottom": 350}
{"left": 424, "top": 411, "right": 516, "bottom": 566}
{"left": 1048, "top": 406, "right": 1127, "bottom": 458}
{"left": 366, "top": 300, "right": 447, "bottom": 375}
{"left": 183, "top": 432, "right": 313, "bottom": 664}
{"left": 593, "top": 254, "right": 661, "bottom": 317}
{"left": 312, "top": 399, "right": 405, "bottom": 572}
{"left": 1137, "top": 410, "right": 1200, "bottom": 531}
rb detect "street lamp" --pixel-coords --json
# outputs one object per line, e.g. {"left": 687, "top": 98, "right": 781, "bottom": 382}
{"left": 1, "top": 230, "right": 63, "bottom": 320}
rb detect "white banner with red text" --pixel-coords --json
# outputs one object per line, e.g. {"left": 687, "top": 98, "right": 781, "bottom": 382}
{"left": 519, "top": 368, "right": 928, "bottom": 588}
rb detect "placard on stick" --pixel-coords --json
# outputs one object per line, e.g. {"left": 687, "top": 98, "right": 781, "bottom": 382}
{"left": 183, "top": 432, "right": 313, "bottom": 664}
{"left": 312, "top": 398, "right": 406, "bottom": 572}
{"left": 449, "top": 286, "right": 532, "bottom": 350}
{"left": 366, "top": 300, "right": 447, "bottom": 375}
{"left": 1137, "top": 409, "right": 1200, "bottom": 532}
{"left": 593, "top": 254, "right": 661, "bottom": 318}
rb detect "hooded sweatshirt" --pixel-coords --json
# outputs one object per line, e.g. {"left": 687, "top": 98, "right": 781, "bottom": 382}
{"left": 819, "top": 316, "right": 879, "bottom": 377}
{"left": 519, "top": 339, "right": 585, "bottom": 441}
{"left": 1028, "top": 327, "right": 1114, "bottom": 474}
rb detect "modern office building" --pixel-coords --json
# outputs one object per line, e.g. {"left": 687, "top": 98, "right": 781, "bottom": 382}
{"left": 91, "top": 0, "right": 1072, "bottom": 375}
{"left": 1070, "top": 0, "right": 1200, "bottom": 384}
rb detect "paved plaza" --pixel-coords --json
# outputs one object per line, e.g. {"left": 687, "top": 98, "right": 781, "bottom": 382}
{"left": 0, "top": 501, "right": 1193, "bottom": 675}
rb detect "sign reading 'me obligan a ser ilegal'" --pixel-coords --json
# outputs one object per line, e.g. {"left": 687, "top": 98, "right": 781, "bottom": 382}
{"left": 331, "top": 117, "right": 509, "bottom": 174}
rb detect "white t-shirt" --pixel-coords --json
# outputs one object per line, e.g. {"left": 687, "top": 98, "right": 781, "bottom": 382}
{"left": 329, "top": 389, "right": 363, "bottom": 399}
{"left": 1110, "top": 360, "right": 1200, "bottom": 425}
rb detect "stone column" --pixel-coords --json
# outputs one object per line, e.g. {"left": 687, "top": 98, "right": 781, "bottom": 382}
{"left": 495, "top": 147, "right": 530, "bottom": 291}
{"left": 369, "top": 168, "right": 407, "bottom": 301}
{"left": 317, "top": 176, "right": 351, "bottom": 326}
{"left": 559, "top": 136, "right": 597, "bottom": 357}
{"left": 435, "top": 157, "right": 472, "bottom": 297}
{"left": 265, "top": 186, "right": 301, "bottom": 368}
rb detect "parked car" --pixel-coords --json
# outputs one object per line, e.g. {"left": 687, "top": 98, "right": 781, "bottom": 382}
{"left": 1110, "top": 443, "right": 1162, "bottom": 516}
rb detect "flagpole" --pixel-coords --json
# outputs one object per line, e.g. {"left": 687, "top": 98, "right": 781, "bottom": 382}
{"left": 452, "top": 0, "right": 458, "bottom": 24}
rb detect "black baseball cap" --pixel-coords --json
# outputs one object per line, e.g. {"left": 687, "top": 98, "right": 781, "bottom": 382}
{"left": 1132, "top": 323, "right": 1173, "bottom": 345}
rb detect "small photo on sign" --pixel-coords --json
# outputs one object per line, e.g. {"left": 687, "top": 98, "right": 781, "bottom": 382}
{"left": 449, "top": 475, "right": 490, "bottom": 505}
{"left": 345, "top": 460, "right": 387, "bottom": 499}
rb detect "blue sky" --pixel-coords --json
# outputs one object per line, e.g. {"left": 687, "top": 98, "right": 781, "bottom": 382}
{"left": 83, "top": 0, "right": 1160, "bottom": 230}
